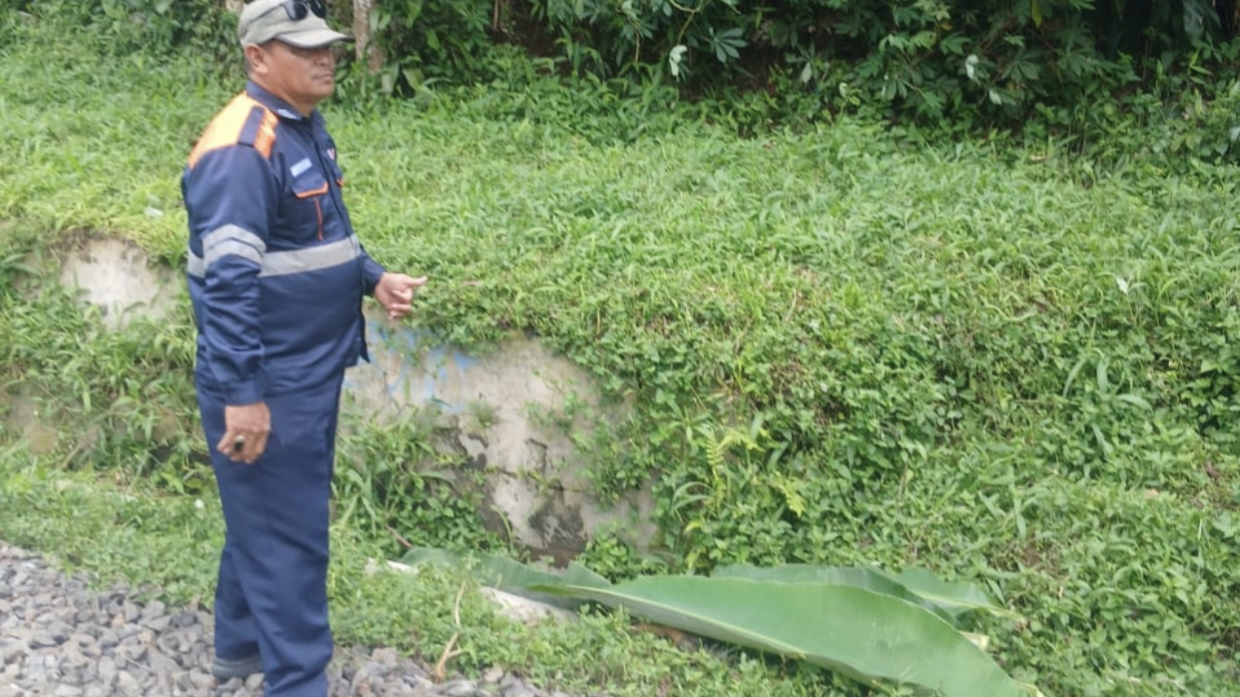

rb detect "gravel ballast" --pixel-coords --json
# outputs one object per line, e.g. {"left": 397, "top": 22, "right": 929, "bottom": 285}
{"left": 0, "top": 544, "right": 583, "bottom": 697}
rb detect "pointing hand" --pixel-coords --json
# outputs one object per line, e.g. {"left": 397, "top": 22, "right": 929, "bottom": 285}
{"left": 375, "top": 272, "right": 427, "bottom": 320}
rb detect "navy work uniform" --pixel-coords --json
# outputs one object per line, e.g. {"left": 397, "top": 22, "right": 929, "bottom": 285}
{"left": 182, "top": 80, "right": 384, "bottom": 696}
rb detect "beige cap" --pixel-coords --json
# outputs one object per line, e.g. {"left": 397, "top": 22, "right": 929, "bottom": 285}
{"left": 238, "top": 0, "right": 353, "bottom": 48}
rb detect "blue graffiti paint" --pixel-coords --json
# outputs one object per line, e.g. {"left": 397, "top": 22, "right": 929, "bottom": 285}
{"left": 345, "top": 320, "right": 479, "bottom": 415}
{"left": 452, "top": 350, "right": 480, "bottom": 371}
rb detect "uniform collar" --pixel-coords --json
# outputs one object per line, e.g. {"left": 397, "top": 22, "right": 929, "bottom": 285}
{"left": 245, "top": 80, "right": 324, "bottom": 125}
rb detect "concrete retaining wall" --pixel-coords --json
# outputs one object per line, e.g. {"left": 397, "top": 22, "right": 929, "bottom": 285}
{"left": 42, "top": 236, "right": 655, "bottom": 561}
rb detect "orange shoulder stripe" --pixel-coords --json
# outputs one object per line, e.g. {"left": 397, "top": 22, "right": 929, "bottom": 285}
{"left": 252, "top": 109, "right": 278, "bottom": 160}
{"left": 187, "top": 94, "right": 278, "bottom": 170}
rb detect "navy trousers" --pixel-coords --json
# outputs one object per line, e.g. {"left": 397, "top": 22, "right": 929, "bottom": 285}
{"left": 197, "top": 373, "right": 344, "bottom": 697}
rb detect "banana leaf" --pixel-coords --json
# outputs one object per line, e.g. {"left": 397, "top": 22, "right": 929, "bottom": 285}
{"left": 527, "top": 575, "right": 1031, "bottom": 697}
{"left": 399, "top": 547, "right": 609, "bottom": 609}
{"left": 884, "top": 566, "right": 1021, "bottom": 621}
{"left": 713, "top": 563, "right": 1017, "bottom": 622}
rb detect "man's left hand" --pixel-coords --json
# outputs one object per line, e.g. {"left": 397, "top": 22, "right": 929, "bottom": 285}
{"left": 375, "top": 272, "right": 427, "bottom": 320}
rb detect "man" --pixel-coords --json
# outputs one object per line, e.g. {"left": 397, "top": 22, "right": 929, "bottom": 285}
{"left": 181, "top": 2, "right": 425, "bottom": 694}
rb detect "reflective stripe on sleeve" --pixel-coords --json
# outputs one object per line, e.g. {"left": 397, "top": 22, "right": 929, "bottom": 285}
{"left": 204, "top": 239, "right": 263, "bottom": 268}
{"left": 186, "top": 235, "right": 360, "bottom": 279}
{"left": 202, "top": 224, "right": 267, "bottom": 255}
{"left": 187, "top": 251, "right": 205, "bottom": 278}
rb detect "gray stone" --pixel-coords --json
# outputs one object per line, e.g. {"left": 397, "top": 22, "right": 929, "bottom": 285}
{"left": 1, "top": 629, "right": 32, "bottom": 645}
{"left": 189, "top": 671, "right": 214, "bottom": 691}
{"left": 0, "top": 542, "right": 586, "bottom": 697}
{"left": 148, "top": 649, "right": 179, "bottom": 674}
{"left": 170, "top": 611, "right": 198, "bottom": 629}
{"left": 96, "top": 657, "right": 117, "bottom": 686}
{"left": 114, "top": 624, "right": 142, "bottom": 641}
{"left": 443, "top": 679, "right": 483, "bottom": 697}
{"left": 372, "top": 647, "right": 399, "bottom": 667}
{"left": 356, "top": 660, "right": 390, "bottom": 682}
{"left": 115, "top": 641, "right": 146, "bottom": 663}
{"left": 385, "top": 682, "right": 418, "bottom": 697}
{"left": 404, "top": 673, "right": 437, "bottom": 691}
{"left": 32, "top": 631, "right": 65, "bottom": 649}
{"left": 60, "top": 644, "right": 89, "bottom": 669}
{"left": 0, "top": 640, "right": 25, "bottom": 665}
{"left": 142, "top": 615, "right": 171, "bottom": 632}
{"left": 2, "top": 661, "right": 19, "bottom": 681}
{"left": 141, "top": 601, "right": 165, "bottom": 620}
{"left": 115, "top": 670, "right": 142, "bottom": 697}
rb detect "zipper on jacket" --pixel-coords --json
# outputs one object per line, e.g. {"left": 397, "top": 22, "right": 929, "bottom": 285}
{"left": 313, "top": 199, "right": 323, "bottom": 240}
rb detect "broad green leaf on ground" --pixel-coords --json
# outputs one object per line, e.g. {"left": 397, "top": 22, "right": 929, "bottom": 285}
{"left": 713, "top": 563, "right": 1018, "bottom": 621}
{"left": 527, "top": 576, "right": 1031, "bottom": 697}
{"left": 713, "top": 564, "right": 961, "bottom": 624}
{"left": 881, "top": 566, "right": 1022, "bottom": 620}
{"left": 399, "top": 547, "right": 610, "bottom": 608}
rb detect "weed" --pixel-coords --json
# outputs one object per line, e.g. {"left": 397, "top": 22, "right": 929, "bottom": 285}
{"left": 2, "top": 16, "right": 1240, "bottom": 697}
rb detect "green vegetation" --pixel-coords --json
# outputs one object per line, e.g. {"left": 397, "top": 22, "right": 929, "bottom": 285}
{"left": 26, "top": 0, "right": 1240, "bottom": 142}
{"left": 0, "top": 451, "right": 842, "bottom": 697}
{"left": 402, "top": 548, "right": 1037, "bottom": 697}
{"left": 2, "top": 6, "right": 1239, "bottom": 697}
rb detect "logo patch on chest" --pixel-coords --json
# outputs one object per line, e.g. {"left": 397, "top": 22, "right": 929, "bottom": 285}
{"left": 290, "top": 158, "right": 313, "bottom": 178}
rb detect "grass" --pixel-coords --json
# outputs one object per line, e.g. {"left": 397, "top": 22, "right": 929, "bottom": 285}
{"left": 0, "top": 446, "right": 844, "bottom": 697}
{"left": 2, "top": 7, "right": 1240, "bottom": 697}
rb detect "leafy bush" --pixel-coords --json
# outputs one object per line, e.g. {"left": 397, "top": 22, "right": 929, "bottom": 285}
{"left": 4, "top": 15, "right": 1240, "bottom": 697}
{"left": 368, "top": 0, "right": 499, "bottom": 91}
{"left": 442, "top": 0, "right": 1240, "bottom": 127}
{"left": 13, "top": 0, "right": 1240, "bottom": 143}
{"left": 12, "top": 0, "right": 236, "bottom": 62}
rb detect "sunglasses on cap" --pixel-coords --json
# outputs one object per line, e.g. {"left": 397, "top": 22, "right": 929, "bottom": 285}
{"left": 269, "top": 0, "right": 328, "bottom": 21}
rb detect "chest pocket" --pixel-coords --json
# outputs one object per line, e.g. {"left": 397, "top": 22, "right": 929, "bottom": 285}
{"left": 282, "top": 169, "right": 331, "bottom": 242}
